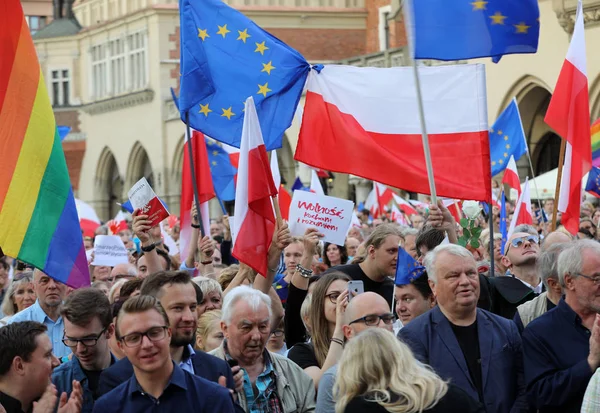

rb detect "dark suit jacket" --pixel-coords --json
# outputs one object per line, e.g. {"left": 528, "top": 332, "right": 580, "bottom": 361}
{"left": 398, "top": 306, "right": 528, "bottom": 413}
{"left": 98, "top": 350, "right": 235, "bottom": 397}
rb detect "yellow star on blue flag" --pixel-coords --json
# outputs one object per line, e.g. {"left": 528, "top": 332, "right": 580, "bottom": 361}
{"left": 489, "top": 99, "right": 528, "bottom": 176}
{"left": 179, "top": 0, "right": 310, "bottom": 150}
{"left": 395, "top": 247, "right": 426, "bottom": 286}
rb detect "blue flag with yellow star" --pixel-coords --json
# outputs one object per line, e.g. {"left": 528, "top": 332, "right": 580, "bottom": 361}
{"left": 500, "top": 190, "right": 508, "bottom": 254}
{"left": 490, "top": 99, "right": 528, "bottom": 176}
{"left": 395, "top": 247, "right": 426, "bottom": 286}
{"left": 206, "top": 138, "right": 237, "bottom": 202}
{"left": 407, "top": 0, "right": 539, "bottom": 62}
{"left": 179, "top": 0, "right": 310, "bottom": 150}
{"left": 585, "top": 167, "right": 600, "bottom": 198}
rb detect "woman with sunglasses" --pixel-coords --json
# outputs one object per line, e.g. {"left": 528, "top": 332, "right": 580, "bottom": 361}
{"left": 0, "top": 272, "right": 36, "bottom": 326}
{"left": 288, "top": 271, "right": 351, "bottom": 389}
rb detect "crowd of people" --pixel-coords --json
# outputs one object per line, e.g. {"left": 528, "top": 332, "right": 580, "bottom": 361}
{"left": 1, "top": 188, "right": 600, "bottom": 413}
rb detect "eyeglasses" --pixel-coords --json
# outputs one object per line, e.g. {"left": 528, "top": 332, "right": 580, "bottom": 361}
{"left": 577, "top": 273, "right": 600, "bottom": 285}
{"left": 506, "top": 235, "right": 539, "bottom": 253}
{"left": 325, "top": 292, "right": 341, "bottom": 304}
{"left": 62, "top": 328, "right": 107, "bottom": 348}
{"left": 119, "top": 326, "right": 168, "bottom": 347}
{"left": 270, "top": 329, "right": 284, "bottom": 337}
{"left": 349, "top": 313, "right": 395, "bottom": 326}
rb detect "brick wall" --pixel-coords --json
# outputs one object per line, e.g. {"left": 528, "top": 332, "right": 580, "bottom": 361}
{"left": 169, "top": 25, "right": 181, "bottom": 93}
{"left": 268, "top": 28, "right": 366, "bottom": 61}
{"left": 365, "top": 0, "right": 407, "bottom": 54}
{"left": 54, "top": 109, "right": 81, "bottom": 133}
{"left": 62, "top": 141, "right": 85, "bottom": 190}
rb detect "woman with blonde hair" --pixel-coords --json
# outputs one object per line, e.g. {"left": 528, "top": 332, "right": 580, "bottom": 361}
{"left": 335, "top": 329, "right": 484, "bottom": 413}
{"left": 195, "top": 309, "right": 224, "bottom": 352}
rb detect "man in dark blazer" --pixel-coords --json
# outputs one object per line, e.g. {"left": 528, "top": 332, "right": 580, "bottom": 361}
{"left": 399, "top": 244, "right": 528, "bottom": 413}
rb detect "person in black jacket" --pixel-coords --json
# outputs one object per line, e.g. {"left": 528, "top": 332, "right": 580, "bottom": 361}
{"left": 336, "top": 328, "right": 484, "bottom": 413}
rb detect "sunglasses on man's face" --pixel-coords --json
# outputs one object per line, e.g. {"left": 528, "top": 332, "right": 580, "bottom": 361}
{"left": 506, "top": 235, "right": 539, "bottom": 253}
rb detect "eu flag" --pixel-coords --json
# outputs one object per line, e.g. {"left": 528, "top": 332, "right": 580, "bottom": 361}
{"left": 585, "top": 167, "right": 600, "bottom": 198}
{"left": 179, "top": 0, "right": 310, "bottom": 150}
{"left": 500, "top": 191, "right": 508, "bottom": 254}
{"left": 490, "top": 99, "right": 528, "bottom": 176}
{"left": 206, "top": 138, "right": 237, "bottom": 202}
{"left": 395, "top": 247, "right": 425, "bottom": 286}
{"left": 407, "top": 0, "right": 539, "bottom": 62}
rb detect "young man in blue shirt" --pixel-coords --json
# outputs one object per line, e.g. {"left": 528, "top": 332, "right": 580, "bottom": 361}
{"left": 93, "top": 295, "right": 234, "bottom": 412}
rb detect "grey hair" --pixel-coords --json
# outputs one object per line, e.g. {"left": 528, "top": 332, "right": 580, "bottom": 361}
{"left": 192, "top": 276, "right": 223, "bottom": 299}
{"left": 221, "top": 285, "right": 272, "bottom": 325}
{"left": 423, "top": 244, "right": 474, "bottom": 284}
{"left": 537, "top": 243, "right": 569, "bottom": 290}
{"left": 401, "top": 228, "right": 418, "bottom": 237}
{"left": 512, "top": 224, "right": 538, "bottom": 236}
{"left": 557, "top": 240, "right": 600, "bottom": 288}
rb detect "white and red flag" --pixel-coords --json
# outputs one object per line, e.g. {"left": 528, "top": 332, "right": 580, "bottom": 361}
{"left": 310, "top": 169, "right": 325, "bottom": 196}
{"left": 270, "top": 151, "right": 292, "bottom": 221}
{"left": 295, "top": 64, "right": 492, "bottom": 202}
{"left": 545, "top": 1, "right": 591, "bottom": 235}
{"left": 508, "top": 178, "right": 533, "bottom": 235}
{"left": 75, "top": 199, "right": 100, "bottom": 237}
{"left": 392, "top": 193, "right": 418, "bottom": 216}
{"left": 502, "top": 155, "right": 521, "bottom": 197}
{"left": 390, "top": 203, "right": 410, "bottom": 226}
{"left": 232, "top": 97, "right": 279, "bottom": 276}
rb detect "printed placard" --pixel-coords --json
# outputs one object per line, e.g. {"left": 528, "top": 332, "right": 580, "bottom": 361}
{"left": 288, "top": 191, "right": 355, "bottom": 246}
{"left": 92, "top": 235, "right": 129, "bottom": 267}
{"left": 127, "top": 177, "right": 169, "bottom": 227}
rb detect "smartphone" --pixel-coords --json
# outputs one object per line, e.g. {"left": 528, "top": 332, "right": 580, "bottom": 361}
{"left": 347, "top": 280, "right": 364, "bottom": 302}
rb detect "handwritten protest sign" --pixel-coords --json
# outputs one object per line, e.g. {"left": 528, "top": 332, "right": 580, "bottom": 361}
{"left": 127, "top": 177, "right": 169, "bottom": 227}
{"left": 289, "top": 191, "right": 355, "bottom": 246}
{"left": 92, "top": 235, "right": 129, "bottom": 267}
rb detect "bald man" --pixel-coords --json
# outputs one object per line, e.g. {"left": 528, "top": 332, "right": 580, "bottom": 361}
{"left": 541, "top": 230, "right": 572, "bottom": 251}
{"left": 316, "top": 292, "right": 395, "bottom": 412}
{"left": 110, "top": 263, "right": 138, "bottom": 281}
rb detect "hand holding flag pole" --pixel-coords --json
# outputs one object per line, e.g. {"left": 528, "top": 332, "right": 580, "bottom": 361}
{"left": 184, "top": 111, "right": 205, "bottom": 237}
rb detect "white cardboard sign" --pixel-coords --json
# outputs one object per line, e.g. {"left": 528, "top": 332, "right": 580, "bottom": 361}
{"left": 288, "top": 191, "right": 355, "bottom": 246}
{"left": 91, "top": 235, "right": 129, "bottom": 267}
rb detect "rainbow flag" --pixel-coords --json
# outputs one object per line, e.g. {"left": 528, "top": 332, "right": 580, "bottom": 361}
{"left": 0, "top": 0, "right": 90, "bottom": 288}
{"left": 592, "top": 119, "right": 600, "bottom": 167}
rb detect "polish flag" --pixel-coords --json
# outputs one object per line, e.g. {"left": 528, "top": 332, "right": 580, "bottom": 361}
{"left": 232, "top": 97, "right": 279, "bottom": 276}
{"left": 508, "top": 178, "right": 533, "bottom": 236}
{"left": 75, "top": 199, "right": 101, "bottom": 237}
{"left": 364, "top": 188, "right": 379, "bottom": 218}
{"left": 375, "top": 183, "right": 394, "bottom": 213}
{"left": 502, "top": 156, "right": 521, "bottom": 196}
{"left": 310, "top": 169, "right": 325, "bottom": 196}
{"left": 545, "top": 1, "right": 591, "bottom": 235}
{"left": 392, "top": 193, "right": 418, "bottom": 216}
{"left": 442, "top": 199, "right": 463, "bottom": 223}
{"left": 179, "top": 130, "right": 213, "bottom": 259}
{"left": 295, "top": 64, "right": 492, "bottom": 202}
{"left": 390, "top": 203, "right": 410, "bottom": 226}
{"left": 270, "top": 151, "right": 292, "bottom": 221}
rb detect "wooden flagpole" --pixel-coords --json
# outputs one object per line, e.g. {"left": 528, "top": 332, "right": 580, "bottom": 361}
{"left": 272, "top": 195, "right": 283, "bottom": 227}
{"left": 551, "top": 138, "right": 567, "bottom": 231}
{"left": 184, "top": 111, "right": 205, "bottom": 237}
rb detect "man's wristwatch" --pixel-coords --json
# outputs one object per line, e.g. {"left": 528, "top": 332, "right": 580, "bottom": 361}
{"left": 296, "top": 264, "right": 313, "bottom": 279}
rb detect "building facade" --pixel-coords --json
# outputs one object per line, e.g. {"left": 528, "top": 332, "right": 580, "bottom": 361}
{"left": 33, "top": 0, "right": 600, "bottom": 220}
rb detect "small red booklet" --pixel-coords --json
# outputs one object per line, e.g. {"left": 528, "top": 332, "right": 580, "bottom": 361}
{"left": 128, "top": 177, "right": 169, "bottom": 227}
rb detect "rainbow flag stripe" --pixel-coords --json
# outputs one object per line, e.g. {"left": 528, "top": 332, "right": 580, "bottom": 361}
{"left": 592, "top": 119, "right": 600, "bottom": 167}
{"left": 0, "top": 0, "right": 90, "bottom": 288}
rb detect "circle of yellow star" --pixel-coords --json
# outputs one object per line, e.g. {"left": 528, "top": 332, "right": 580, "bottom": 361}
{"left": 237, "top": 29, "right": 251, "bottom": 43}
{"left": 499, "top": 159, "right": 504, "bottom": 165}
{"left": 221, "top": 107, "right": 235, "bottom": 120}
{"left": 492, "top": 161, "right": 497, "bottom": 166}
{"left": 211, "top": 161, "right": 217, "bottom": 166}
{"left": 198, "top": 28, "right": 209, "bottom": 41}
{"left": 261, "top": 61, "right": 276, "bottom": 75}
{"left": 212, "top": 150, "right": 219, "bottom": 156}
{"left": 514, "top": 22, "right": 530, "bottom": 34}
{"left": 504, "top": 135, "right": 509, "bottom": 141}
{"left": 489, "top": 11, "right": 507, "bottom": 25}
{"left": 504, "top": 153, "right": 508, "bottom": 158}
{"left": 217, "top": 24, "right": 230, "bottom": 38}
{"left": 255, "top": 41, "right": 269, "bottom": 55}
{"left": 257, "top": 82, "right": 272, "bottom": 98}
{"left": 471, "top": 0, "right": 488, "bottom": 10}
{"left": 506, "top": 144, "right": 511, "bottom": 149}
{"left": 199, "top": 103, "right": 212, "bottom": 117}
{"left": 497, "top": 130, "right": 503, "bottom": 135}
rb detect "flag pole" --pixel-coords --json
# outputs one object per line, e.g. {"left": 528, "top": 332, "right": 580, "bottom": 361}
{"left": 551, "top": 138, "right": 567, "bottom": 231}
{"left": 488, "top": 205, "right": 495, "bottom": 277}
{"left": 272, "top": 195, "right": 283, "bottom": 226}
{"left": 411, "top": 60, "right": 437, "bottom": 204}
{"left": 184, "top": 111, "right": 205, "bottom": 237}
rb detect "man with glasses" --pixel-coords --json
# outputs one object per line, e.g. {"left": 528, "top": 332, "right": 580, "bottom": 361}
{"left": 399, "top": 244, "right": 527, "bottom": 412}
{"left": 52, "top": 288, "right": 115, "bottom": 412}
{"left": 316, "top": 292, "right": 395, "bottom": 412}
{"left": 489, "top": 229, "right": 543, "bottom": 319}
{"left": 523, "top": 240, "right": 600, "bottom": 413}
{"left": 93, "top": 295, "right": 234, "bottom": 412}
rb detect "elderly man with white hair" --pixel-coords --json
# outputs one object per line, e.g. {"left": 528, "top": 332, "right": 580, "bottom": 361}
{"left": 523, "top": 240, "right": 600, "bottom": 413}
{"left": 399, "top": 244, "right": 527, "bottom": 413}
{"left": 210, "top": 285, "right": 316, "bottom": 412}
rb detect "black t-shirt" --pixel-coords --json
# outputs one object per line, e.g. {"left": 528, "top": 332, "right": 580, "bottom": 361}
{"left": 82, "top": 368, "right": 103, "bottom": 400}
{"left": 330, "top": 264, "right": 394, "bottom": 307}
{"left": 288, "top": 342, "right": 319, "bottom": 369}
{"left": 450, "top": 321, "right": 484, "bottom": 403}
{"left": 0, "top": 391, "right": 26, "bottom": 413}
{"left": 546, "top": 297, "right": 556, "bottom": 311}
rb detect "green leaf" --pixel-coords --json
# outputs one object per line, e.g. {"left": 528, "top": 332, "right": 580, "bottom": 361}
{"left": 460, "top": 218, "right": 469, "bottom": 228}
{"left": 469, "top": 219, "right": 476, "bottom": 229}
{"left": 458, "top": 238, "right": 467, "bottom": 247}
{"left": 470, "top": 240, "right": 481, "bottom": 249}
{"left": 462, "top": 229, "right": 471, "bottom": 238}
{"left": 472, "top": 227, "right": 482, "bottom": 237}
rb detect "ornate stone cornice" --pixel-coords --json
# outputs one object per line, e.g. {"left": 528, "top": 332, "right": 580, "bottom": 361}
{"left": 553, "top": 0, "right": 600, "bottom": 33}
{"left": 82, "top": 89, "right": 154, "bottom": 115}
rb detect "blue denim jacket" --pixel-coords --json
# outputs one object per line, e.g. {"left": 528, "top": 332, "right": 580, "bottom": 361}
{"left": 52, "top": 354, "right": 116, "bottom": 413}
